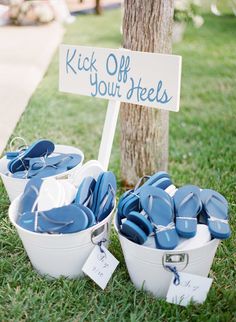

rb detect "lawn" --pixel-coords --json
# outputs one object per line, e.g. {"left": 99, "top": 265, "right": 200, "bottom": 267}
{"left": 0, "top": 8, "right": 236, "bottom": 322}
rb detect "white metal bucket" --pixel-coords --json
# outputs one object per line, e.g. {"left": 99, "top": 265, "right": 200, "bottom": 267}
{"left": 0, "top": 144, "right": 84, "bottom": 202}
{"left": 9, "top": 195, "right": 114, "bottom": 278}
{"left": 114, "top": 213, "right": 220, "bottom": 299}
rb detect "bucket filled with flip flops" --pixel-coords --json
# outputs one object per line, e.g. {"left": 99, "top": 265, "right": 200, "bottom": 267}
{"left": 115, "top": 171, "right": 231, "bottom": 298}
{"left": 0, "top": 138, "right": 84, "bottom": 201}
{"left": 9, "top": 164, "right": 117, "bottom": 278}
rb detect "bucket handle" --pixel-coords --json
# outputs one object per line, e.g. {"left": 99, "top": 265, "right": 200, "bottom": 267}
{"left": 162, "top": 253, "right": 189, "bottom": 271}
{"left": 90, "top": 220, "right": 109, "bottom": 245}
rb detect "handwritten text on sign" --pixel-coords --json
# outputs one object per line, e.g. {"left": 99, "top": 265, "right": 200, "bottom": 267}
{"left": 59, "top": 45, "right": 182, "bottom": 111}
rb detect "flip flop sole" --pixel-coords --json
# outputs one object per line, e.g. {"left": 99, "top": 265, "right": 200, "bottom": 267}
{"left": 126, "top": 211, "right": 153, "bottom": 236}
{"left": 121, "top": 220, "right": 147, "bottom": 245}
{"left": 155, "top": 229, "right": 179, "bottom": 250}
{"left": 79, "top": 204, "right": 96, "bottom": 228}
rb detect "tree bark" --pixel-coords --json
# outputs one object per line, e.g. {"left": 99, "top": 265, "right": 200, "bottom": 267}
{"left": 120, "top": 0, "right": 174, "bottom": 186}
{"left": 95, "top": 0, "right": 102, "bottom": 15}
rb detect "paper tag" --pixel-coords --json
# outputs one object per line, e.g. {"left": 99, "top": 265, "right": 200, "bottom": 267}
{"left": 166, "top": 272, "right": 213, "bottom": 306}
{"left": 82, "top": 245, "right": 119, "bottom": 290}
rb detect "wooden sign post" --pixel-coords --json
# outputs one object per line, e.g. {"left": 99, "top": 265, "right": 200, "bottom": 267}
{"left": 59, "top": 45, "right": 182, "bottom": 170}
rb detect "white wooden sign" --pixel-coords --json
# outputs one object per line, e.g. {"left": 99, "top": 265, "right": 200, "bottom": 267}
{"left": 59, "top": 45, "right": 182, "bottom": 112}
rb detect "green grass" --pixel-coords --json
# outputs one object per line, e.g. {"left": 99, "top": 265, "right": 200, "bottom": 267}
{"left": 0, "top": 9, "right": 236, "bottom": 321}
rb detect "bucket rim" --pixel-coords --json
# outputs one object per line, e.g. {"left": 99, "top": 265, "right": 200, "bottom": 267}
{"left": 9, "top": 194, "right": 115, "bottom": 238}
{"left": 0, "top": 144, "right": 84, "bottom": 181}
{"left": 114, "top": 211, "right": 219, "bottom": 253}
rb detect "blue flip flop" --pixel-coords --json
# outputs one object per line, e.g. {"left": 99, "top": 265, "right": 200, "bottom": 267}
{"left": 75, "top": 176, "right": 96, "bottom": 208}
{"left": 126, "top": 211, "right": 153, "bottom": 236}
{"left": 18, "top": 178, "right": 43, "bottom": 213}
{"left": 201, "top": 189, "right": 230, "bottom": 239}
{"left": 173, "top": 185, "right": 202, "bottom": 238}
{"left": 96, "top": 187, "right": 115, "bottom": 222}
{"left": 140, "top": 186, "right": 179, "bottom": 249}
{"left": 12, "top": 153, "right": 82, "bottom": 179}
{"left": 8, "top": 139, "right": 55, "bottom": 173}
{"left": 91, "top": 172, "right": 104, "bottom": 213}
{"left": 118, "top": 171, "right": 171, "bottom": 212}
{"left": 78, "top": 204, "right": 96, "bottom": 228}
{"left": 120, "top": 220, "right": 148, "bottom": 245}
{"left": 92, "top": 171, "right": 117, "bottom": 220}
{"left": 6, "top": 150, "right": 26, "bottom": 159}
{"left": 29, "top": 153, "right": 82, "bottom": 171}
{"left": 17, "top": 204, "right": 88, "bottom": 234}
{"left": 121, "top": 176, "right": 173, "bottom": 217}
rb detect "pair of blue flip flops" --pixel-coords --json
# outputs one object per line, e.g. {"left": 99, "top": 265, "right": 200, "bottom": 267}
{"left": 75, "top": 171, "right": 116, "bottom": 222}
{"left": 7, "top": 139, "right": 82, "bottom": 179}
{"left": 118, "top": 171, "right": 178, "bottom": 249}
{"left": 17, "top": 171, "right": 117, "bottom": 234}
{"left": 174, "top": 185, "right": 230, "bottom": 240}
{"left": 118, "top": 172, "right": 231, "bottom": 250}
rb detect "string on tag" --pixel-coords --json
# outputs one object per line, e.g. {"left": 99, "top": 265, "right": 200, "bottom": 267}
{"left": 165, "top": 265, "right": 180, "bottom": 286}
{"left": 97, "top": 238, "right": 107, "bottom": 253}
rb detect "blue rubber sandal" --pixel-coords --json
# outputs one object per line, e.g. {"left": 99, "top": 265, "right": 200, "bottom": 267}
{"left": 75, "top": 176, "right": 96, "bottom": 208}
{"left": 126, "top": 211, "right": 153, "bottom": 236}
{"left": 8, "top": 139, "right": 55, "bottom": 173}
{"left": 12, "top": 153, "right": 82, "bottom": 179}
{"left": 118, "top": 171, "right": 171, "bottom": 214}
{"left": 78, "top": 204, "right": 96, "bottom": 228}
{"left": 97, "top": 187, "right": 115, "bottom": 222}
{"left": 17, "top": 204, "right": 88, "bottom": 234}
{"left": 174, "top": 185, "right": 202, "bottom": 238}
{"left": 121, "top": 176, "right": 173, "bottom": 217}
{"left": 18, "top": 178, "right": 43, "bottom": 213}
{"left": 201, "top": 189, "right": 230, "bottom": 239}
{"left": 29, "top": 153, "right": 82, "bottom": 171}
{"left": 92, "top": 171, "right": 117, "bottom": 221}
{"left": 91, "top": 172, "right": 104, "bottom": 213}
{"left": 140, "top": 186, "right": 179, "bottom": 249}
{"left": 117, "top": 189, "right": 133, "bottom": 224}
{"left": 120, "top": 220, "right": 148, "bottom": 245}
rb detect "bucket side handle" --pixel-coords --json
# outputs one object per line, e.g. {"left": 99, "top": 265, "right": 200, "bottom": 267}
{"left": 162, "top": 253, "right": 189, "bottom": 271}
{"left": 90, "top": 220, "right": 109, "bottom": 245}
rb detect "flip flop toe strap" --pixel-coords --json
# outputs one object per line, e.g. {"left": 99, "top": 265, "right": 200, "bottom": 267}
{"left": 83, "top": 188, "right": 94, "bottom": 208}
{"left": 177, "top": 192, "right": 201, "bottom": 216}
{"left": 148, "top": 194, "right": 172, "bottom": 213}
{"left": 153, "top": 222, "right": 175, "bottom": 233}
{"left": 97, "top": 184, "right": 115, "bottom": 218}
{"left": 208, "top": 215, "right": 228, "bottom": 224}
{"left": 134, "top": 175, "right": 151, "bottom": 191}
{"left": 26, "top": 164, "right": 58, "bottom": 179}
{"left": 29, "top": 155, "right": 72, "bottom": 171}
{"left": 177, "top": 217, "right": 197, "bottom": 221}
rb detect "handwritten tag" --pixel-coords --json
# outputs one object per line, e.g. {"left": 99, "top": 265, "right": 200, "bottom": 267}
{"left": 166, "top": 272, "right": 213, "bottom": 306}
{"left": 82, "top": 245, "right": 119, "bottom": 290}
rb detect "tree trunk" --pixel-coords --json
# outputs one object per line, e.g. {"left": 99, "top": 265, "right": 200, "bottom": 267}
{"left": 95, "top": 0, "right": 102, "bottom": 15}
{"left": 120, "top": 0, "right": 174, "bottom": 186}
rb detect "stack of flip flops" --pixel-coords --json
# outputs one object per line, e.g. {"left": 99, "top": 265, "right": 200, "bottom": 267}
{"left": 17, "top": 171, "right": 116, "bottom": 234}
{"left": 118, "top": 171, "right": 231, "bottom": 250}
{"left": 6, "top": 139, "right": 82, "bottom": 179}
